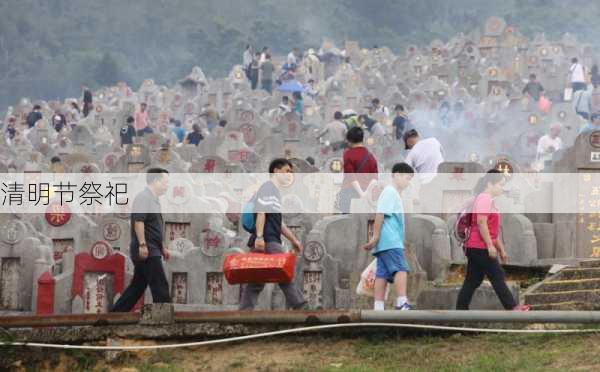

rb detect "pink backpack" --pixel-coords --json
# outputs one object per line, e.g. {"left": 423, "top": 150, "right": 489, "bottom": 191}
{"left": 453, "top": 198, "right": 475, "bottom": 248}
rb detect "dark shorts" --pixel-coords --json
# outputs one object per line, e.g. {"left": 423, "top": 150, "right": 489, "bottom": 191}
{"left": 375, "top": 249, "right": 410, "bottom": 283}
{"left": 572, "top": 82, "right": 587, "bottom": 93}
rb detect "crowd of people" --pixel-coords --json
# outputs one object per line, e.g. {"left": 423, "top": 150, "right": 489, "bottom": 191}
{"left": 5, "top": 44, "right": 600, "bottom": 314}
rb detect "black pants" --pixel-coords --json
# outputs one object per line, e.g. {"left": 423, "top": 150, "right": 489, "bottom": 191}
{"left": 111, "top": 256, "right": 170, "bottom": 312}
{"left": 572, "top": 82, "right": 587, "bottom": 93}
{"left": 83, "top": 103, "right": 91, "bottom": 118}
{"left": 456, "top": 248, "right": 516, "bottom": 310}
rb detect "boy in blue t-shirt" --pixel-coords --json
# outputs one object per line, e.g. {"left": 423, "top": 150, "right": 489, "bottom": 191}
{"left": 361, "top": 162, "right": 414, "bottom": 310}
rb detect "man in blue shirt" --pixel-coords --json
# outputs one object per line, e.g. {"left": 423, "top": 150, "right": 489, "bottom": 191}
{"left": 170, "top": 119, "right": 185, "bottom": 143}
{"left": 361, "top": 162, "right": 414, "bottom": 310}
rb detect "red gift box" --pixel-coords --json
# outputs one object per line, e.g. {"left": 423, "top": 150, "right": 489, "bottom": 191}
{"left": 223, "top": 253, "right": 297, "bottom": 284}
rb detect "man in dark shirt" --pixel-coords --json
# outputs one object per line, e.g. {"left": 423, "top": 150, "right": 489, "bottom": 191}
{"left": 260, "top": 54, "right": 275, "bottom": 94}
{"left": 111, "top": 168, "right": 171, "bottom": 312}
{"left": 522, "top": 74, "right": 544, "bottom": 101}
{"left": 392, "top": 104, "right": 408, "bottom": 141}
{"left": 240, "top": 158, "right": 307, "bottom": 310}
{"left": 26, "top": 105, "right": 43, "bottom": 129}
{"left": 83, "top": 86, "right": 93, "bottom": 118}
{"left": 120, "top": 116, "right": 136, "bottom": 147}
{"left": 184, "top": 124, "right": 204, "bottom": 146}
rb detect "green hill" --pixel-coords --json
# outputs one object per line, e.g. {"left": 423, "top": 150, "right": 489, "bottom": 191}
{"left": 1, "top": 0, "right": 599, "bottom": 112}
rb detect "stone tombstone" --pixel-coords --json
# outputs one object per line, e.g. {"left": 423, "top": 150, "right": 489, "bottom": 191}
{"left": 255, "top": 136, "right": 285, "bottom": 164}
{"left": 554, "top": 131, "right": 600, "bottom": 259}
{"left": 281, "top": 112, "right": 302, "bottom": 140}
{"left": 0, "top": 221, "right": 44, "bottom": 311}
{"left": 100, "top": 217, "right": 129, "bottom": 254}
{"left": 71, "top": 241, "right": 125, "bottom": 314}
{"left": 190, "top": 155, "right": 227, "bottom": 173}
{"left": 123, "top": 143, "right": 151, "bottom": 173}
{"left": 218, "top": 131, "right": 249, "bottom": 162}
{"left": 164, "top": 217, "right": 192, "bottom": 248}
{"left": 144, "top": 133, "right": 164, "bottom": 153}
{"left": 165, "top": 243, "right": 239, "bottom": 309}
{"left": 37, "top": 203, "right": 95, "bottom": 275}
{"left": 420, "top": 162, "right": 484, "bottom": 220}
{"left": 102, "top": 152, "right": 122, "bottom": 172}
{"left": 169, "top": 238, "right": 194, "bottom": 256}
{"left": 151, "top": 145, "right": 187, "bottom": 173}
{"left": 296, "top": 239, "right": 342, "bottom": 310}
{"left": 345, "top": 40, "right": 362, "bottom": 65}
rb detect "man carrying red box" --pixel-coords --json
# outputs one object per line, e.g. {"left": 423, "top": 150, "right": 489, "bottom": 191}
{"left": 239, "top": 158, "right": 307, "bottom": 310}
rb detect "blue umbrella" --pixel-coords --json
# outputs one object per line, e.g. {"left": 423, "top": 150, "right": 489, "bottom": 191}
{"left": 277, "top": 80, "right": 305, "bottom": 93}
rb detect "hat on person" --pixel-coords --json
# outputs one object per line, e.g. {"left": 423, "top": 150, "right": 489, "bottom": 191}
{"left": 403, "top": 129, "right": 419, "bottom": 150}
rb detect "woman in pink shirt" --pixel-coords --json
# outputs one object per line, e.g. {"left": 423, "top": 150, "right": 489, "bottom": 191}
{"left": 456, "top": 170, "right": 530, "bottom": 311}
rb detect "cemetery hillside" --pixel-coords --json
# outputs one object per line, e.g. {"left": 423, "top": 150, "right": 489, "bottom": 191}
{"left": 4, "top": 0, "right": 600, "bottom": 371}
{"left": 4, "top": 0, "right": 600, "bottom": 111}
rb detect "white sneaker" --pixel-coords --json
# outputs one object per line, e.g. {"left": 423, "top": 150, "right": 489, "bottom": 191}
{"left": 394, "top": 303, "right": 413, "bottom": 311}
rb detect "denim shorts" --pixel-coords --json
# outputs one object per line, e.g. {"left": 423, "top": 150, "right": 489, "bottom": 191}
{"left": 375, "top": 249, "right": 410, "bottom": 283}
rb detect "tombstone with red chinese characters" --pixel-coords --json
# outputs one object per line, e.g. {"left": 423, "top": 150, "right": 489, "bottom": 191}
{"left": 216, "top": 131, "right": 250, "bottom": 163}
{"left": 553, "top": 131, "right": 600, "bottom": 261}
{"left": 97, "top": 216, "right": 130, "bottom": 256}
{"left": 31, "top": 202, "right": 96, "bottom": 276}
{"left": 70, "top": 241, "right": 125, "bottom": 314}
{"left": 189, "top": 155, "right": 227, "bottom": 174}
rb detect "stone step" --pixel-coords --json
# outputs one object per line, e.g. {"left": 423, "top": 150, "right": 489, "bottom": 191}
{"left": 529, "top": 301, "right": 596, "bottom": 311}
{"left": 580, "top": 259, "right": 600, "bottom": 268}
{"left": 556, "top": 268, "right": 600, "bottom": 281}
{"left": 537, "top": 278, "right": 600, "bottom": 293}
{"left": 525, "top": 289, "right": 600, "bottom": 305}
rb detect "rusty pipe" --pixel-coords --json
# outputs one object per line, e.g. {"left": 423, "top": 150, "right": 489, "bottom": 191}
{"left": 0, "top": 313, "right": 140, "bottom": 328}
{"left": 175, "top": 310, "right": 360, "bottom": 324}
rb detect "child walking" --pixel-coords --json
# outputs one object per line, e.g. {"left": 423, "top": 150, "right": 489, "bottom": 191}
{"left": 361, "top": 163, "right": 414, "bottom": 310}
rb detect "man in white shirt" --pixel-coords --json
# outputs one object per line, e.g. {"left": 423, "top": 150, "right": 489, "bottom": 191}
{"left": 534, "top": 123, "right": 563, "bottom": 171}
{"left": 570, "top": 57, "right": 587, "bottom": 93}
{"left": 403, "top": 129, "right": 444, "bottom": 184}
{"left": 371, "top": 98, "right": 390, "bottom": 118}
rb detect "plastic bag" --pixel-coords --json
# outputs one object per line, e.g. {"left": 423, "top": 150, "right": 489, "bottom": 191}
{"left": 356, "top": 259, "right": 390, "bottom": 299}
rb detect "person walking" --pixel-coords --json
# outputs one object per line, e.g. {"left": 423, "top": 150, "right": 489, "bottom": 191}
{"left": 111, "top": 168, "right": 172, "bottom": 312}
{"left": 456, "top": 170, "right": 530, "bottom": 311}
{"left": 361, "top": 163, "right": 415, "bottom": 311}
{"left": 261, "top": 54, "right": 275, "bottom": 94}
{"left": 339, "top": 127, "right": 378, "bottom": 213}
{"left": 570, "top": 58, "right": 587, "bottom": 93}
{"left": 239, "top": 158, "right": 307, "bottom": 310}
